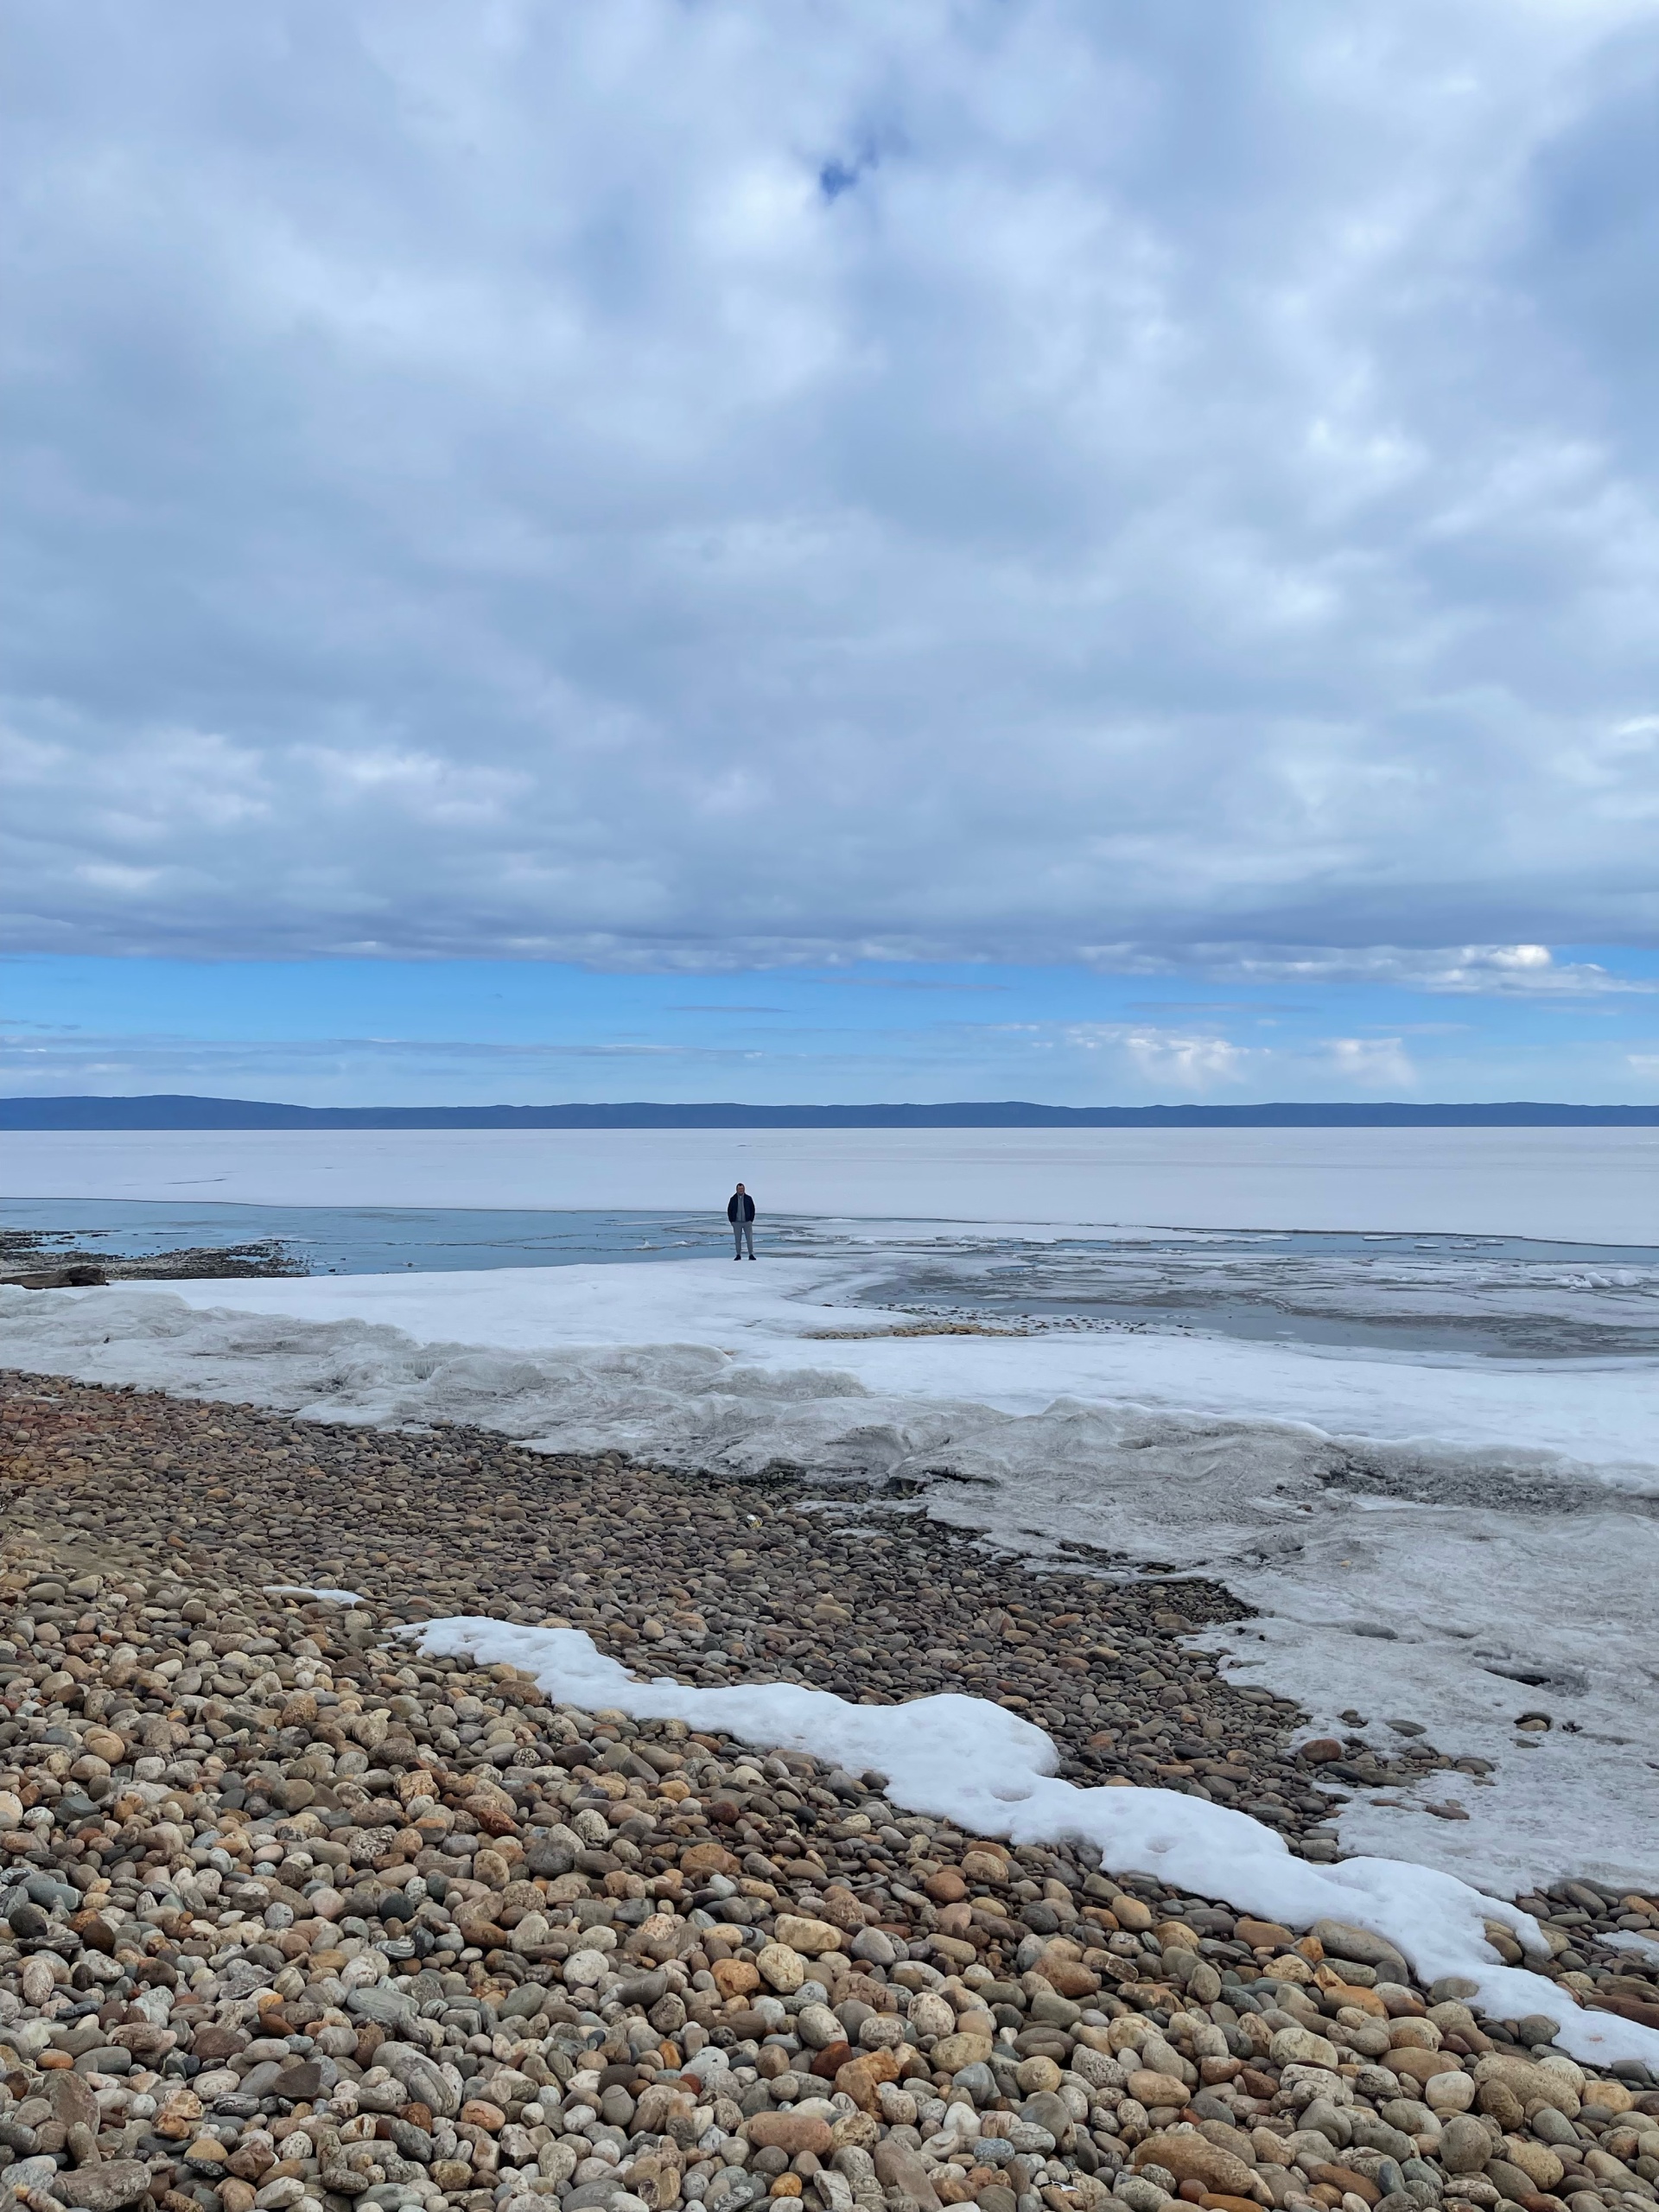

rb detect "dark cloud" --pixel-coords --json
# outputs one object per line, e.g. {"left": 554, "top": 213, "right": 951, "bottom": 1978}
{"left": 3, "top": 0, "right": 1658, "bottom": 969}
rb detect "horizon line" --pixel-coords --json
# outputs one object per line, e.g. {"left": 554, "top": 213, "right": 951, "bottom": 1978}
{"left": 3, "top": 1091, "right": 1658, "bottom": 1129}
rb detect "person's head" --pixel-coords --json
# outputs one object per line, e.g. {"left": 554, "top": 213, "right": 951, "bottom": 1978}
{"left": 734, "top": 1182, "right": 746, "bottom": 1192}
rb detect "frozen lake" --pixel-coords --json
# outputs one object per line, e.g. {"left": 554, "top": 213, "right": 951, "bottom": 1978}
{"left": 5, "top": 1122, "right": 1658, "bottom": 1240}
{"left": 3, "top": 1124, "right": 1656, "bottom": 1898}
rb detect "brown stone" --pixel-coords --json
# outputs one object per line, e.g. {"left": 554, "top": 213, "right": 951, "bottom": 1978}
{"left": 1128, "top": 2070, "right": 1192, "bottom": 2110}
{"left": 1315, "top": 1974, "right": 1387, "bottom": 2017}
{"left": 191, "top": 2026, "right": 247, "bottom": 2063}
{"left": 680, "top": 1841, "right": 741, "bottom": 1878}
{"left": 961, "top": 1849, "right": 1009, "bottom": 1885}
{"left": 1132, "top": 2135, "right": 1257, "bottom": 2197}
{"left": 1579, "top": 2081, "right": 1632, "bottom": 2116}
{"left": 1235, "top": 1919, "right": 1294, "bottom": 1950}
{"left": 932, "top": 2032, "right": 995, "bottom": 2071}
{"left": 1308, "top": 2168, "right": 1379, "bottom": 2207}
{"left": 1588, "top": 1993, "right": 1659, "bottom": 2031}
{"left": 835, "top": 2046, "right": 905, "bottom": 2111}
{"left": 817, "top": 1888, "right": 870, "bottom": 1932}
{"left": 925, "top": 1869, "right": 968, "bottom": 1904}
{"left": 1043, "top": 1960, "right": 1100, "bottom": 1999}
{"left": 1298, "top": 1739, "right": 1344, "bottom": 1764}
{"left": 744, "top": 2112, "right": 836, "bottom": 2156}
{"left": 1393, "top": 2048, "right": 1465, "bottom": 2085}
{"left": 44, "top": 2073, "right": 100, "bottom": 2133}
{"left": 70, "top": 1908, "right": 117, "bottom": 1955}
{"left": 772, "top": 1913, "right": 844, "bottom": 1956}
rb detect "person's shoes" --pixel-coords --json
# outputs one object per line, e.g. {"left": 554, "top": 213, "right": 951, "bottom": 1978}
{"left": 748, "top": 1255, "right": 756, "bottom": 1260}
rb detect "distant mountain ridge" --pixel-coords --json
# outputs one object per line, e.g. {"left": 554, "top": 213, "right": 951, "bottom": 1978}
{"left": 3, "top": 1094, "right": 1657, "bottom": 1128}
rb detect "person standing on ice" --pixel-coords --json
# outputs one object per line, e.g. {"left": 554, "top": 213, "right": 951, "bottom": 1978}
{"left": 728, "top": 1181, "right": 756, "bottom": 1260}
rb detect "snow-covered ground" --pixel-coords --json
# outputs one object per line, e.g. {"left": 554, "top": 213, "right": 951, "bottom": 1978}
{"left": 7, "top": 1123, "right": 1659, "bottom": 1240}
{"left": 5, "top": 1242, "right": 1656, "bottom": 1900}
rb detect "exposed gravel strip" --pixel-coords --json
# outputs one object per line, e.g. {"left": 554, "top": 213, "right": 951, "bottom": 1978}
{"left": 0, "top": 1377, "right": 1482, "bottom": 1856}
{"left": 1, "top": 1374, "right": 1656, "bottom": 2212}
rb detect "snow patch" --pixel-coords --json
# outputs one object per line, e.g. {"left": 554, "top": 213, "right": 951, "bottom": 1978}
{"left": 264, "top": 1584, "right": 368, "bottom": 1605}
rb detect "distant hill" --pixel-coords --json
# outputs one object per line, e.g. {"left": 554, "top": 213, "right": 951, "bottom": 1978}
{"left": 3, "top": 1095, "right": 1657, "bottom": 1129}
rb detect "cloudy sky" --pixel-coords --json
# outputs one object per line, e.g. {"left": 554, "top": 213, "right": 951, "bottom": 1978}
{"left": 5, "top": 0, "right": 1659, "bottom": 1104}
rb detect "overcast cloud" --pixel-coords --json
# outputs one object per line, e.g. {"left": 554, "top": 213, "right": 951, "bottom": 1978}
{"left": 4, "top": 0, "right": 1659, "bottom": 977}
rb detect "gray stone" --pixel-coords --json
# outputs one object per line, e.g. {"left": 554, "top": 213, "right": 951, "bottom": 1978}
{"left": 42, "top": 2074, "right": 99, "bottom": 2133}
{"left": 72, "top": 2047, "right": 132, "bottom": 2075}
{"left": 4, "top": 2155, "right": 62, "bottom": 2196}
{"left": 375, "top": 2040, "right": 461, "bottom": 2118}
{"left": 1309, "top": 1920, "right": 1410, "bottom": 1980}
{"left": 953, "top": 2062, "right": 999, "bottom": 2107}
{"left": 1486, "top": 2161, "right": 1537, "bottom": 2203}
{"left": 346, "top": 1985, "right": 418, "bottom": 2030}
{"left": 1438, "top": 2117, "right": 1491, "bottom": 2176}
{"left": 874, "top": 2141, "right": 942, "bottom": 2211}
{"left": 272, "top": 2060, "right": 325, "bottom": 2100}
{"left": 702, "top": 2174, "right": 760, "bottom": 2212}
{"left": 1019, "top": 2092, "right": 1074, "bottom": 2144}
{"left": 613, "top": 1968, "right": 668, "bottom": 2009}
{"left": 216, "top": 1959, "right": 279, "bottom": 1999}
{"left": 1113, "top": 2177, "right": 1173, "bottom": 2212}
{"left": 1357, "top": 2116, "right": 1421, "bottom": 2160}
{"left": 52, "top": 2161, "right": 154, "bottom": 2210}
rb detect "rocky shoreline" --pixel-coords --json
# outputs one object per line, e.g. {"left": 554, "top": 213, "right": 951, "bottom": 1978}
{"left": 0, "top": 1237, "right": 300, "bottom": 1292}
{"left": 1, "top": 1372, "right": 1656, "bottom": 2212}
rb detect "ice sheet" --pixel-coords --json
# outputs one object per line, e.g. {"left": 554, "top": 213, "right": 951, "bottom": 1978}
{"left": 6, "top": 1125, "right": 1658, "bottom": 1241}
{"left": 403, "top": 1616, "right": 1659, "bottom": 2071}
{"left": 5, "top": 1255, "right": 1656, "bottom": 1896}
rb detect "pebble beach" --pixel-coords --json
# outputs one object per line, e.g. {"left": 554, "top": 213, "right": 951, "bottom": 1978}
{"left": 2, "top": 1371, "right": 1656, "bottom": 2212}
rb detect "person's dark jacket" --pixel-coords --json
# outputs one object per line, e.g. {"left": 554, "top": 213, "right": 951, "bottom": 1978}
{"left": 727, "top": 1192, "right": 756, "bottom": 1223}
